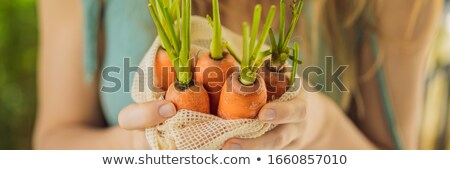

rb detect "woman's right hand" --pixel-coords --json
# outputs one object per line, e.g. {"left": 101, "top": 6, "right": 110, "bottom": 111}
{"left": 118, "top": 100, "right": 177, "bottom": 149}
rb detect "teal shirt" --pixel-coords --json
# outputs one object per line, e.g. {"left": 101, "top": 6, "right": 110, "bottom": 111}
{"left": 82, "top": 0, "right": 157, "bottom": 125}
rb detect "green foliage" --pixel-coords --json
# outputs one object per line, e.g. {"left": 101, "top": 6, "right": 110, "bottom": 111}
{"left": 270, "top": 0, "right": 304, "bottom": 68}
{"left": 149, "top": 0, "right": 192, "bottom": 85}
{"left": 209, "top": 0, "right": 225, "bottom": 60}
{"left": 0, "top": 0, "right": 38, "bottom": 150}
{"left": 239, "top": 5, "right": 276, "bottom": 85}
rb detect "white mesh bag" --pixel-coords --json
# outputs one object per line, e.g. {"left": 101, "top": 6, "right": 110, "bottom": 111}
{"left": 131, "top": 16, "right": 299, "bottom": 150}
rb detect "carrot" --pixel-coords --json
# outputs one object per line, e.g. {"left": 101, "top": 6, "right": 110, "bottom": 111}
{"left": 261, "top": 43, "right": 302, "bottom": 101}
{"left": 259, "top": 62, "right": 290, "bottom": 101}
{"left": 149, "top": 0, "right": 210, "bottom": 113}
{"left": 195, "top": 53, "right": 238, "bottom": 114}
{"left": 218, "top": 72, "right": 266, "bottom": 119}
{"left": 218, "top": 5, "right": 276, "bottom": 119}
{"left": 261, "top": 0, "right": 304, "bottom": 101}
{"left": 154, "top": 48, "right": 175, "bottom": 91}
{"left": 149, "top": 0, "right": 180, "bottom": 91}
{"left": 154, "top": 48, "right": 196, "bottom": 91}
{"left": 194, "top": 0, "right": 239, "bottom": 114}
{"left": 166, "top": 74, "right": 210, "bottom": 114}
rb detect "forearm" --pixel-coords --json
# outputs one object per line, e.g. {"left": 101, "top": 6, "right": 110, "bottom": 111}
{"left": 300, "top": 92, "right": 377, "bottom": 150}
{"left": 34, "top": 125, "right": 133, "bottom": 150}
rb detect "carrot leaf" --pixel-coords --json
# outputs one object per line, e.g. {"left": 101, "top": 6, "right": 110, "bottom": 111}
{"left": 289, "top": 42, "right": 300, "bottom": 86}
{"left": 242, "top": 22, "right": 250, "bottom": 70}
{"left": 249, "top": 5, "right": 262, "bottom": 57}
{"left": 178, "top": 0, "right": 191, "bottom": 85}
{"left": 281, "top": 0, "right": 304, "bottom": 49}
{"left": 288, "top": 54, "right": 303, "bottom": 64}
{"left": 268, "top": 0, "right": 304, "bottom": 68}
{"left": 239, "top": 5, "right": 276, "bottom": 85}
{"left": 156, "top": 0, "right": 180, "bottom": 52}
{"left": 210, "top": 0, "right": 224, "bottom": 59}
{"left": 251, "top": 5, "right": 276, "bottom": 65}
{"left": 225, "top": 43, "right": 241, "bottom": 64}
{"left": 148, "top": 4, "right": 177, "bottom": 64}
{"left": 278, "top": 0, "right": 286, "bottom": 46}
{"left": 148, "top": 0, "right": 191, "bottom": 85}
{"left": 268, "top": 28, "right": 278, "bottom": 59}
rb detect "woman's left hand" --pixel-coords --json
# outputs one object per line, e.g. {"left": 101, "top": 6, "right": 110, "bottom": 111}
{"left": 222, "top": 92, "right": 311, "bottom": 150}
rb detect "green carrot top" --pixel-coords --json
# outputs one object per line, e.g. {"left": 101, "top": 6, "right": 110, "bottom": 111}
{"left": 289, "top": 42, "right": 300, "bottom": 87}
{"left": 208, "top": 0, "right": 226, "bottom": 60}
{"left": 239, "top": 5, "right": 276, "bottom": 86}
{"left": 148, "top": 0, "right": 192, "bottom": 85}
{"left": 268, "top": 0, "right": 304, "bottom": 68}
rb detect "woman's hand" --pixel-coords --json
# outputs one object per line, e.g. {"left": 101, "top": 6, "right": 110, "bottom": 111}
{"left": 222, "top": 90, "right": 313, "bottom": 150}
{"left": 118, "top": 100, "right": 177, "bottom": 149}
{"left": 221, "top": 85, "right": 378, "bottom": 150}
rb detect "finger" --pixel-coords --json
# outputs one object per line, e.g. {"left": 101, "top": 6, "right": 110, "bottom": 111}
{"left": 258, "top": 96, "right": 307, "bottom": 124}
{"left": 222, "top": 124, "right": 298, "bottom": 150}
{"left": 118, "top": 100, "right": 176, "bottom": 130}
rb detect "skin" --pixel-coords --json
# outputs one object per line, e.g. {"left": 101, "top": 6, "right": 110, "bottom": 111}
{"left": 34, "top": 0, "right": 443, "bottom": 150}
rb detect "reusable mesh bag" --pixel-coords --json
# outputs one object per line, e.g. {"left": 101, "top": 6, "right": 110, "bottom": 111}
{"left": 131, "top": 16, "right": 299, "bottom": 150}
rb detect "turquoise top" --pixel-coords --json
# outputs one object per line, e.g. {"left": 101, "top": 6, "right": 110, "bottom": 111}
{"left": 82, "top": 0, "right": 157, "bottom": 125}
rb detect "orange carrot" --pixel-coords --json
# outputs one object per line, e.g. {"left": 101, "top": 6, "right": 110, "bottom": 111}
{"left": 166, "top": 80, "right": 210, "bottom": 114}
{"left": 262, "top": 0, "right": 304, "bottom": 100}
{"left": 218, "top": 72, "right": 266, "bottom": 119}
{"left": 259, "top": 60, "right": 290, "bottom": 101}
{"left": 194, "top": 0, "right": 239, "bottom": 114}
{"left": 148, "top": 0, "right": 180, "bottom": 91}
{"left": 154, "top": 48, "right": 176, "bottom": 91}
{"left": 195, "top": 52, "right": 238, "bottom": 114}
{"left": 154, "top": 48, "right": 196, "bottom": 91}
{"left": 218, "top": 5, "right": 276, "bottom": 119}
{"left": 150, "top": 0, "right": 211, "bottom": 113}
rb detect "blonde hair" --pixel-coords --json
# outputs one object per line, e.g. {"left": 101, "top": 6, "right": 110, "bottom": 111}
{"left": 303, "top": 0, "right": 427, "bottom": 112}
{"left": 302, "top": 0, "right": 375, "bottom": 112}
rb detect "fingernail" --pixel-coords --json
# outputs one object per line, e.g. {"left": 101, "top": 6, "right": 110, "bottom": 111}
{"left": 229, "top": 143, "right": 242, "bottom": 150}
{"left": 159, "top": 103, "right": 176, "bottom": 117}
{"left": 261, "top": 109, "right": 277, "bottom": 121}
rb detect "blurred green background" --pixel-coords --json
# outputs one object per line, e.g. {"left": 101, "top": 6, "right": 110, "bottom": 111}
{"left": 0, "top": 0, "right": 38, "bottom": 149}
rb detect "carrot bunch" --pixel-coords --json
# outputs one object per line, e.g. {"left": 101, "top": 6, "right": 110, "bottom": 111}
{"left": 147, "top": 0, "right": 303, "bottom": 120}
{"left": 149, "top": 0, "right": 210, "bottom": 114}
{"left": 262, "top": 0, "right": 304, "bottom": 101}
